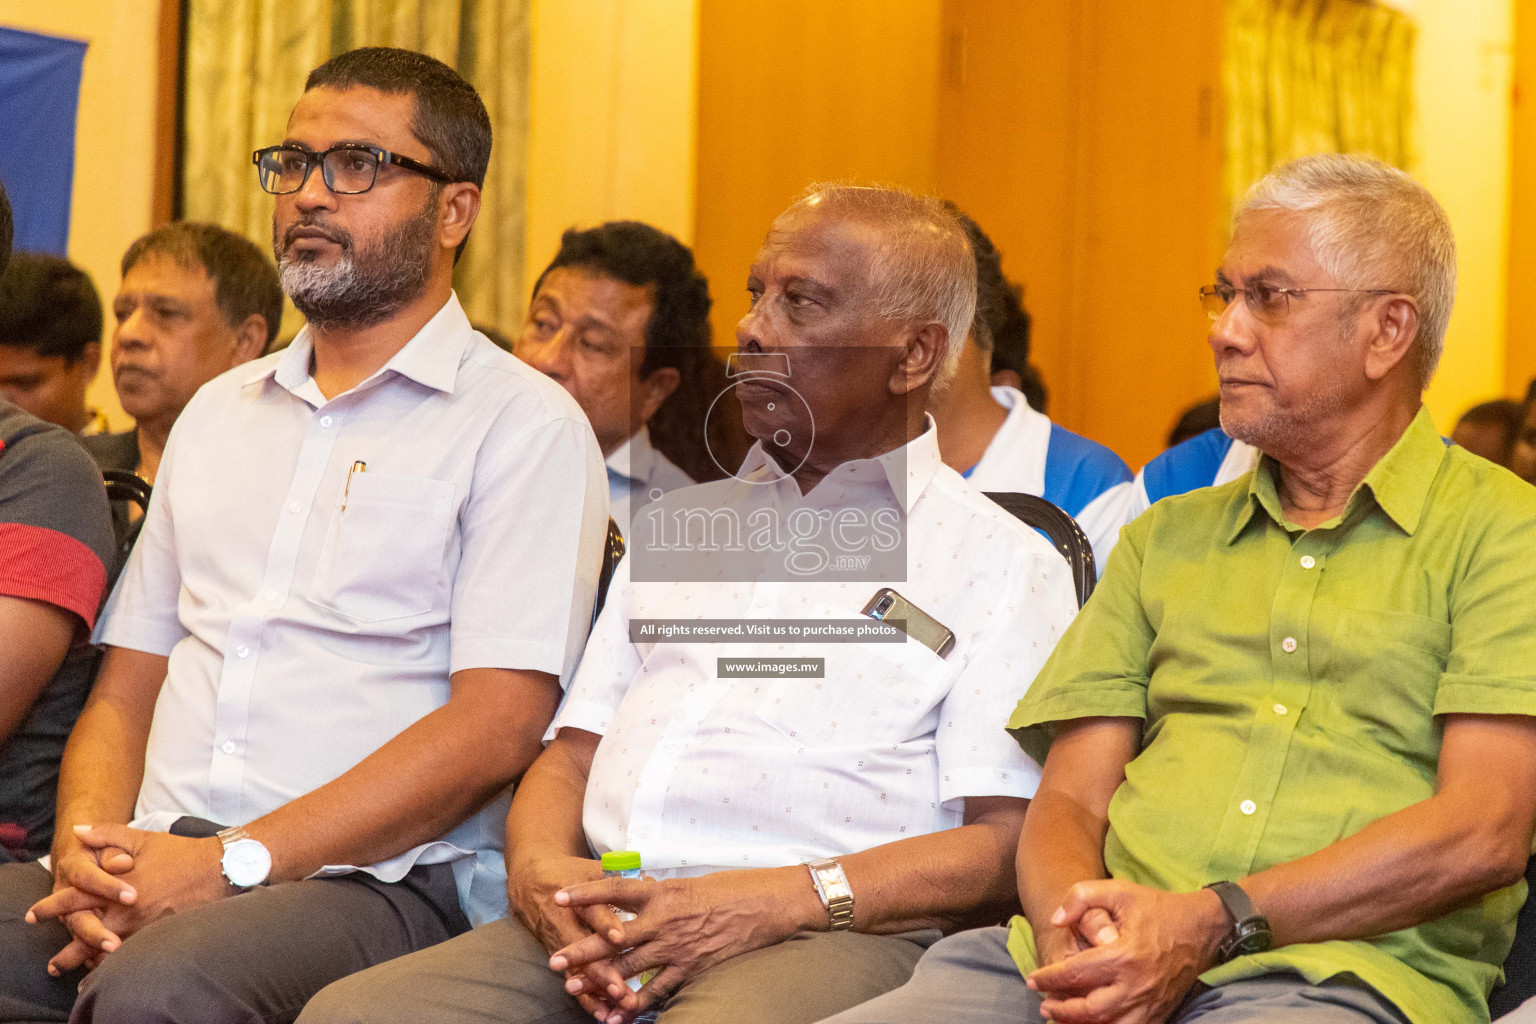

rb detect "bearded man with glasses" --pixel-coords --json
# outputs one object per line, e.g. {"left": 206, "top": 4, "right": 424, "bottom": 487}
{"left": 814, "top": 154, "right": 1536, "bottom": 1024}
{"left": 0, "top": 47, "right": 608, "bottom": 1023}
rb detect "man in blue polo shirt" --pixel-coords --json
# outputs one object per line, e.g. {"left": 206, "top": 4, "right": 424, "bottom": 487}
{"left": 1119, "top": 425, "right": 1260, "bottom": 521}
{"left": 930, "top": 208, "right": 1130, "bottom": 570}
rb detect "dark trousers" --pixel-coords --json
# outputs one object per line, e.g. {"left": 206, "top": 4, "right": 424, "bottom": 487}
{"left": 0, "top": 855, "right": 468, "bottom": 1024}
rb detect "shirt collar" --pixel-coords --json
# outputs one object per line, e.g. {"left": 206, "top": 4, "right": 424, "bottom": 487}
{"left": 243, "top": 292, "right": 473, "bottom": 397}
{"left": 607, "top": 425, "right": 658, "bottom": 484}
{"left": 1227, "top": 405, "right": 1446, "bottom": 543}
{"left": 735, "top": 415, "right": 943, "bottom": 514}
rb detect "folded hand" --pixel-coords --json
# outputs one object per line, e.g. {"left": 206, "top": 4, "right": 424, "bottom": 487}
{"left": 550, "top": 868, "right": 810, "bottom": 1024}
{"left": 1025, "top": 881, "right": 1227, "bottom": 1024}
{"left": 29, "top": 825, "right": 227, "bottom": 975}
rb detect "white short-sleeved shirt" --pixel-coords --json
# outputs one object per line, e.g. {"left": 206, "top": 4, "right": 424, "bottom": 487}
{"left": 605, "top": 425, "right": 694, "bottom": 535}
{"left": 551, "top": 423, "right": 1079, "bottom": 877}
{"left": 96, "top": 293, "right": 609, "bottom": 925}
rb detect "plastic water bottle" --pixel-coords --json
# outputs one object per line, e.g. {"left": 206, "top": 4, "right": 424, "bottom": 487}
{"left": 601, "top": 850, "right": 659, "bottom": 1023}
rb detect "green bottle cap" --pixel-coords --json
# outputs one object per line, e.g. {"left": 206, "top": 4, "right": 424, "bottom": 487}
{"left": 601, "top": 850, "right": 642, "bottom": 872}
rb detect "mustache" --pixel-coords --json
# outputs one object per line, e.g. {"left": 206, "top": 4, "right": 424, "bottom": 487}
{"left": 114, "top": 363, "right": 158, "bottom": 383}
{"left": 280, "top": 217, "right": 352, "bottom": 251}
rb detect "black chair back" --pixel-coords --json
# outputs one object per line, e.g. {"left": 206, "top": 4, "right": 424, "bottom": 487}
{"left": 591, "top": 518, "right": 625, "bottom": 628}
{"left": 983, "top": 492, "right": 1096, "bottom": 608}
{"left": 101, "top": 470, "right": 152, "bottom": 586}
{"left": 103, "top": 470, "right": 152, "bottom": 512}
{"left": 1490, "top": 855, "right": 1536, "bottom": 1018}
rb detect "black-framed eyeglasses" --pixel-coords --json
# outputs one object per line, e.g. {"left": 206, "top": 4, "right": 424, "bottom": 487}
{"left": 253, "top": 144, "right": 454, "bottom": 196}
{"left": 1199, "top": 281, "right": 1397, "bottom": 325}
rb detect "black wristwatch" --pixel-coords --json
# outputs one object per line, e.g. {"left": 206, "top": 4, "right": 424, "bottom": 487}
{"left": 1204, "top": 880, "right": 1273, "bottom": 962}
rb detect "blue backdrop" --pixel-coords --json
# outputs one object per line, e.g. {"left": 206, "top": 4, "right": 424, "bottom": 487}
{"left": 0, "top": 25, "right": 87, "bottom": 256}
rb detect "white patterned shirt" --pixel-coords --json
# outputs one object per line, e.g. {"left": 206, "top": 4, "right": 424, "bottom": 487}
{"left": 551, "top": 423, "right": 1078, "bottom": 877}
{"left": 95, "top": 294, "right": 609, "bottom": 925}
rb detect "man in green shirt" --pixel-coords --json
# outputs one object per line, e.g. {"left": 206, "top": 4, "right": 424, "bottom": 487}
{"left": 818, "top": 156, "right": 1536, "bottom": 1024}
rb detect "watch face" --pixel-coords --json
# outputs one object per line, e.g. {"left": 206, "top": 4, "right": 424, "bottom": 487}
{"left": 1234, "top": 923, "right": 1273, "bottom": 956}
{"left": 223, "top": 838, "right": 272, "bottom": 888}
{"left": 814, "top": 865, "right": 852, "bottom": 900}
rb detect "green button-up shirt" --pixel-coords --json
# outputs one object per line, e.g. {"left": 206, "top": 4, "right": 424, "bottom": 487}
{"left": 1005, "top": 407, "right": 1536, "bottom": 1024}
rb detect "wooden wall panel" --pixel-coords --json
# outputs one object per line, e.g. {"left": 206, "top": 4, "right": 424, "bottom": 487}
{"left": 936, "top": 0, "right": 1225, "bottom": 469}
{"left": 693, "top": 0, "right": 944, "bottom": 352}
{"left": 695, "top": 0, "right": 1224, "bottom": 466}
{"left": 1509, "top": 0, "right": 1536, "bottom": 398}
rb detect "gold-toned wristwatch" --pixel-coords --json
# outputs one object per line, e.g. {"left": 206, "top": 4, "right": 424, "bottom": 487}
{"left": 806, "top": 858, "right": 854, "bottom": 931}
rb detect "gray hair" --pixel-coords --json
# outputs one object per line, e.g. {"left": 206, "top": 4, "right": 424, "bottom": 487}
{"left": 1239, "top": 154, "right": 1456, "bottom": 391}
{"left": 786, "top": 183, "right": 976, "bottom": 387}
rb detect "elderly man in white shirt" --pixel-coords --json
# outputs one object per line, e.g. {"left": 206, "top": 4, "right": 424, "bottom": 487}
{"left": 0, "top": 47, "right": 606, "bottom": 1024}
{"left": 299, "top": 185, "right": 1079, "bottom": 1024}
{"left": 516, "top": 221, "right": 715, "bottom": 534}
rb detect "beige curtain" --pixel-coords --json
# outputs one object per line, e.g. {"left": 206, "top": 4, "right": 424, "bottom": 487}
{"left": 181, "top": 0, "right": 529, "bottom": 339}
{"left": 1224, "top": 0, "right": 1416, "bottom": 214}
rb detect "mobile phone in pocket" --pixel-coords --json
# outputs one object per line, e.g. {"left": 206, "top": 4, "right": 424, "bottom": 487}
{"left": 861, "top": 588, "right": 956, "bottom": 659}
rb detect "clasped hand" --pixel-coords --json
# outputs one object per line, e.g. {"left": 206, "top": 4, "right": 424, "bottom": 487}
{"left": 548, "top": 868, "right": 804, "bottom": 1024}
{"left": 1025, "top": 880, "right": 1228, "bottom": 1024}
{"left": 508, "top": 855, "right": 638, "bottom": 1023}
{"left": 27, "top": 824, "right": 227, "bottom": 976}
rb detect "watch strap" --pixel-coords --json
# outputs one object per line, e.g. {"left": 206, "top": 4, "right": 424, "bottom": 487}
{"left": 1204, "top": 880, "right": 1270, "bottom": 961}
{"left": 1205, "top": 880, "right": 1259, "bottom": 926}
{"left": 216, "top": 826, "right": 269, "bottom": 889}
{"left": 216, "top": 825, "right": 251, "bottom": 848}
{"left": 806, "top": 858, "right": 855, "bottom": 931}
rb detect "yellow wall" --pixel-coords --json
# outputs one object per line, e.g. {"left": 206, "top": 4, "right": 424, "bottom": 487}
{"left": 525, "top": 0, "right": 700, "bottom": 300}
{"left": 1414, "top": 0, "right": 1517, "bottom": 428}
{"left": 2, "top": 0, "right": 165, "bottom": 430}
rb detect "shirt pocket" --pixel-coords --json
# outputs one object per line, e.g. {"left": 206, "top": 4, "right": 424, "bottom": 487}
{"left": 753, "top": 604, "right": 949, "bottom": 748}
{"left": 1318, "top": 607, "right": 1451, "bottom": 767}
{"left": 309, "top": 473, "right": 457, "bottom": 623}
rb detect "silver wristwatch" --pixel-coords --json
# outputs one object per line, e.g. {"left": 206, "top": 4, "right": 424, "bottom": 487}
{"left": 216, "top": 826, "right": 273, "bottom": 890}
{"left": 806, "top": 858, "right": 854, "bottom": 931}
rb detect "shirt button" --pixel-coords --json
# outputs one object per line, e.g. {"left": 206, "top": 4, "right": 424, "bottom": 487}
{"left": 320, "top": 415, "right": 334, "bottom": 428}
{"left": 1300, "top": 555, "right": 1316, "bottom": 569}
{"left": 1240, "top": 799, "right": 1257, "bottom": 815}
{"left": 1273, "top": 703, "right": 1287, "bottom": 715}
{"left": 1281, "top": 637, "right": 1298, "bottom": 653}
{"left": 221, "top": 740, "right": 237, "bottom": 755}
{"left": 288, "top": 502, "right": 302, "bottom": 515}
{"left": 266, "top": 591, "right": 279, "bottom": 603}
{"left": 236, "top": 645, "right": 250, "bottom": 659}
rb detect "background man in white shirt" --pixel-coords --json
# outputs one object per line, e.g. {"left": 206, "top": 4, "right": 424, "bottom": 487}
{"left": 299, "top": 185, "right": 1079, "bottom": 1024}
{"left": 0, "top": 46, "right": 607, "bottom": 1023}
{"left": 516, "top": 221, "right": 720, "bottom": 534}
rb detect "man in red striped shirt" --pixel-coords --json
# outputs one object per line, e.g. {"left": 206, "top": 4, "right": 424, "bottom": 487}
{"left": 0, "top": 401, "right": 116, "bottom": 862}
{"left": 0, "top": 182, "right": 117, "bottom": 863}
